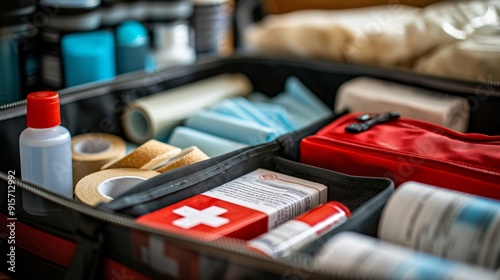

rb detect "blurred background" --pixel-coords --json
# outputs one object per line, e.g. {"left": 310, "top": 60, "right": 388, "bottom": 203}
{"left": 2, "top": 0, "right": 499, "bottom": 106}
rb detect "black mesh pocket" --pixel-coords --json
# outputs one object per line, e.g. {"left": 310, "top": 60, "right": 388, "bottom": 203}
{"left": 272, "top": 156, "right": 390, "bottom": 213}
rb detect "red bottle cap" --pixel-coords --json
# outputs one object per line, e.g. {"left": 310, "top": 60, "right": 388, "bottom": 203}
{"left": 326, "top": 201, "right": 351, "bottom": 218}
{"left": 26, "top": 91, "right": 61, "bottom": 128}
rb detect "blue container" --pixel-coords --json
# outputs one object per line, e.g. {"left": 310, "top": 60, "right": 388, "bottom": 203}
{"left": 39, "top": 0, "right": 102, "bottom": 90}
{"left": 61, "top": 30, "right": 116, "bottom": 87}
{"left": 115, "top": 20, "right": 148, "bottom": 74}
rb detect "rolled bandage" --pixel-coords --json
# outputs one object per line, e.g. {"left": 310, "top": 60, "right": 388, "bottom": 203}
{"left": 72, "top": 133, "right": 126, "bottom": 187}
{"left": 101, "top": 139, "right": 180, "bottom": 170}
{"left": 335, "top": 77, "right": 470, "bottom": 132}
{"left": 122, "top": 73, "right": 253, "bottom": 144}
{"left": 75, "top": 168, "right": 159, "bottom": 206}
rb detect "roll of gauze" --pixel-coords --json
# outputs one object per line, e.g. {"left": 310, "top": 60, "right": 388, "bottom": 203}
{"left": 335, "top": 77, "right": 470, "bottom": 132}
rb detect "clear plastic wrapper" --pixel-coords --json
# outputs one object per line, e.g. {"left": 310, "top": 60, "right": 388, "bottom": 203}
{"left": 244, "top": 0, "right": 500, "bottom": 81}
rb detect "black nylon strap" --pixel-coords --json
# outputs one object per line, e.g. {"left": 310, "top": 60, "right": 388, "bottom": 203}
{"left": 63, "top": 214, "right": 105, "bottom": 280}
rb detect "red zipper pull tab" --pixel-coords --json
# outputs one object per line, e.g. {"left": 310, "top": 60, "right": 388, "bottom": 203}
{"left": 346, "top": 112, "right": 400, "bottom": 134}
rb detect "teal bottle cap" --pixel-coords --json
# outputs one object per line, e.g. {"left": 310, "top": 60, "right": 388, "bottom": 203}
{"left": 116, "top": 20, "right": 148, "bottom": 47}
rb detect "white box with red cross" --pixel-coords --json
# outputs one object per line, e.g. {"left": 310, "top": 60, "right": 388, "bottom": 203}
{"left": 136, "top": 169, "right": 328, "bottom": 241}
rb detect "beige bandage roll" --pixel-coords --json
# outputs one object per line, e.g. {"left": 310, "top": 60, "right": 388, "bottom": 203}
{"left": 122, "top": 73, "right": 253, "bottom": 144}
{"left": 72, "top": 133, "right": 127, "bottom": 187}
{"left": 154, "top": 146, "right": 210, "bottom": 173}
{"left": 335, "top": 77, "right": 470, "bottom": 132}
{"left": 75, "top": 168, "right": 160, "bottom": 206}
{"left": 100, "top": 139, "right": 180, "bottom": 170}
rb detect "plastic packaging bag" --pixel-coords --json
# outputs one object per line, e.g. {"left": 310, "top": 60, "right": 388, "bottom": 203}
{"left": 244, "top": 1, "right": 500, "bottom": 80}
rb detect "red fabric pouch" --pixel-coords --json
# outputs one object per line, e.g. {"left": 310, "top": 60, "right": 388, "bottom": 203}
{"left": 300, "top": 112, "right": 500, "bottom": 199}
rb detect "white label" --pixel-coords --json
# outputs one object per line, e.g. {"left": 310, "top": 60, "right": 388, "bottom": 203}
{"left": 204, "top": 169, "right": 327, "bottom": 229}
{"left": 379, "top": 181, "right": 500, "bottom": 269}
{"left": 248, "top": 220, "right": 314, "bottom": 257}
{"left": 249, "top": 209, "right": 348, "bottom": 258}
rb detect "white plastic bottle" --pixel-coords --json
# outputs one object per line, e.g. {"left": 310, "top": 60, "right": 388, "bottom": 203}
{"left": 20, "top": 91, "right": 73, "bottom": 215}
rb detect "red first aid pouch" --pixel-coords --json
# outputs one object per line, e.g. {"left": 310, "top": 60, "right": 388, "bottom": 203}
{"left": 300, "top": 112, "right": 500, "bottom": 200}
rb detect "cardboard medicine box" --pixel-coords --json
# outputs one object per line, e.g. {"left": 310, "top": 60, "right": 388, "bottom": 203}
{"left": 136, "top": 169, "right": 328, "bottom": 240}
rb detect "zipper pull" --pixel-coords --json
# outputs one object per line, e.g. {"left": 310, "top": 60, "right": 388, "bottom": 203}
{"left": 345, "top": 112, "right": 400, "bottom": 134}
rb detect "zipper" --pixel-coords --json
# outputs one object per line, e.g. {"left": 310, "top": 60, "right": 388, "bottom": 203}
{"left": 345, "top": 112, "right": 401, "bottom": 134}
{"left": 396, "top": 121, "right": 500, "bottom": 143}
{"left": 346, "top": 112, "right": 500, "bottom": 143}
{"left": 0, "top": 171, "right": 353, "bottom": 279}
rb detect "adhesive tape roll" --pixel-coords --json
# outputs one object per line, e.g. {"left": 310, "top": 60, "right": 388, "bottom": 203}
{"left": 122, "top": 73, "right": 253, "bottom": 144}
{"left": 101, "top": 139, "right": 179, "bottom": 170}
{"left": 154, "top": 146, "right": 210, "bottom": 173}
{"left": 75, "top": 168, "right": 160, "bottom": 206}
{"left": 72, "top": 133, "right": 127, "bottom": 187}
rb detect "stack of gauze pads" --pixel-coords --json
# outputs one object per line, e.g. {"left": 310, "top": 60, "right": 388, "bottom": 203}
{"left": 168, "top": 76, "right": 332, "bottom": 157}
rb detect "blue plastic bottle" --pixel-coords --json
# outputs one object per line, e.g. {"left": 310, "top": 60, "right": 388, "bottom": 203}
{"left": 20, "top": 91, "right": 73, "bottom": 215}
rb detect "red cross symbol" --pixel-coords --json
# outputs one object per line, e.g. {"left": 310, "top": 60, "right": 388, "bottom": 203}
{"left": 172, "top": 206, "right": 229, "bottom": 229}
